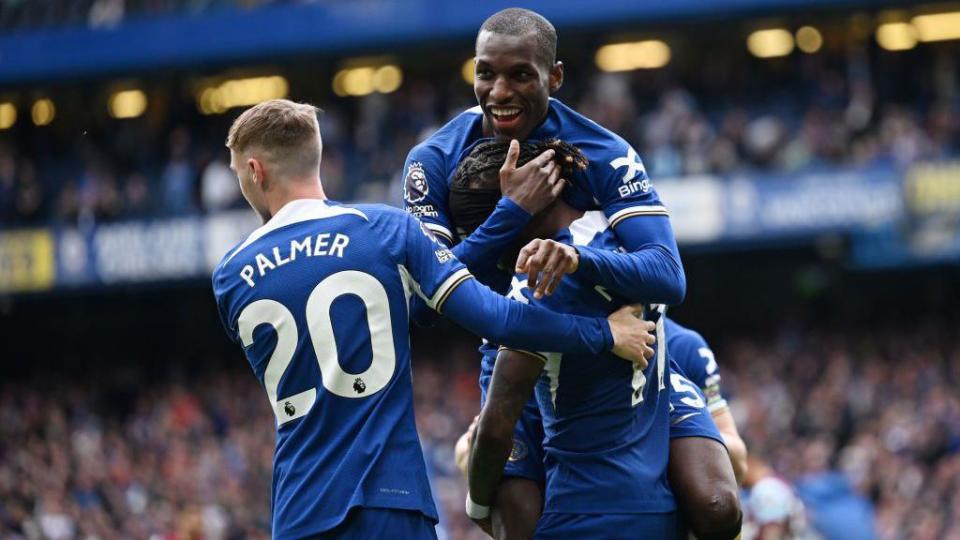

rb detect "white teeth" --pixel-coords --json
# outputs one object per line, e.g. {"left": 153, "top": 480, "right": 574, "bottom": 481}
{"left": 490, "top": 107, "right": 521, "bottom": 117}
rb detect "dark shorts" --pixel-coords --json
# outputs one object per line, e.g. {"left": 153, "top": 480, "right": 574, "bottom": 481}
{"left": 535, "top": 512, "right": 678, "bottom": 540}
{"left": 312, "top": 508, "right": 437, "bottom": 540}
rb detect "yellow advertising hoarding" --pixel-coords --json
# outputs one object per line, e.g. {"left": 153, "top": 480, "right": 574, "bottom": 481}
{"left": 0, "top": 230, "right": 55, "bottom": 293}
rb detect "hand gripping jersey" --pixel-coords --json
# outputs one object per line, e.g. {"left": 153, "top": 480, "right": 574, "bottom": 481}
{"left": 665, "top": 318, "right": 728, "bottom": 413}
{"left": 503, "top": 211, "right": 675, "bottom": 516}
{"left": 212, "top": 200, "right": 617, "bottom": 539}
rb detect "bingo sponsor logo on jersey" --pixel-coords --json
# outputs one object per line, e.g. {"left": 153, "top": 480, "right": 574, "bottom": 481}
{"left": 610, "top": 147, "right": 651, "bottom": 198}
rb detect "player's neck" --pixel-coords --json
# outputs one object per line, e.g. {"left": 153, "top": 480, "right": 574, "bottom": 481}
{"left": 267, "top": 176, "right": 327, "bottom": 218}
{"left": 535, "top": 200, "right": 584, "bottom": 240}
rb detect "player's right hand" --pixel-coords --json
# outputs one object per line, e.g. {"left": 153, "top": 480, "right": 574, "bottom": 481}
{"left": 607, "top": 304, "right": 656, "bottom": 369}
{"left": 500, "top": 139, "right": 564, "bottom": 215}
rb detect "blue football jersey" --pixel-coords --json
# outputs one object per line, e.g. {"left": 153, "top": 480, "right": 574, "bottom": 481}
{"left": 665, "top": 318, "right": 727, "bottom": 413}
{"left": 404, "top": 98, "right": 674, "bottom": 381}
{"left": 402, "top": 98, "right": 667, "bottom": 261}
{"left": 212, "top": 199, "right": 471, "bottom": 539}
{"left": 503, "top": 211, "right": 674, "bottom": 515}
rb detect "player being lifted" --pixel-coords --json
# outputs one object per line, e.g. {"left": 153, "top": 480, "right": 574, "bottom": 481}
{"left": 403, "top": 7, "right": 685, "bottom": 537}
{"left": 448, "top": 139, "right": 743, "bottom": 539}
{"left": 211, "top": 100, "right": 658, "bottom": 539}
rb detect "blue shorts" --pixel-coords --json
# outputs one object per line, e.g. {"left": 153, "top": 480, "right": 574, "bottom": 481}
{"left": 535, "top": 511, "right": 678, "bottom": 539}
{"left": 313, "top": 507, "right": 437, "bottom": 539}
{"left": 668, "top": 371, "right": 724, "bottom": 445}
{"left": 479, "top": 349, "right": 546, "bottom": 485}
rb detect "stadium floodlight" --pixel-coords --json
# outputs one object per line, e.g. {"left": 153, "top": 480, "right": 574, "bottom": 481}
{"left": 344, "top": 67, "right": 376, "bottom": 96}
{"left": 912, "top": 12, "right": 960, "bottom": 43}
{"left": 876, "top": 22, "right": 917, "bottom": 51}
{"left": 462, "top": 58, "right": 476, "bottom": 84}
{"left": 747, "top": 29, "right": 794, "bottom": 58}
{"left": 795, "top": 26, "right": 823, "bottom": 53}
{"left": 0, "top": 102, "right": 15, "bottom": 129}
{"left": 333, "top": 65, "right": 404, "bottom": 97}
{"left": 372, "top": 65, "right": 403, "bottom": 94}
{"left": 197, "top": 76, "right": 288, "bottom": 115}
{"left": 594, "top": 40, "right": 671, "bottom": 72}
{"left": 108, "top": 89, "right": 147, "bottom": 119}
{"left": 31, "top": 99, "right": 55, "bottom": 126}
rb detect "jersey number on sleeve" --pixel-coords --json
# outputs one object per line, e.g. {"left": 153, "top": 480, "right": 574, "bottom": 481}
{"left": 238, "top": 270, "right": 398, "bottom": 426}
{"left": 669, "top": 373, "right": 705, "bottom": 409}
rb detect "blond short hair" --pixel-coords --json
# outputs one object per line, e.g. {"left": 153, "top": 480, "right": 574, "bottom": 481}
{"left": 226, "top": 99, "right": 322, "bottom": 178}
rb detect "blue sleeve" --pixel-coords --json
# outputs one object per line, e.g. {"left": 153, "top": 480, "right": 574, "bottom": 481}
{"left": 440, "top": 278, "right": 613, "bottom": 356}
{"left": 401, "top": 213, "right": 613, "bottom": 356}
{"left": 575, "top": 140, "right": 685, "bottom": 304}
{"left": 402, "top": 144, "right": 456, "bottom": 245}
{"left": 450, "top": 197, "right": 531, "bottom": 274}
{"left": 211, "top": 265, "right": 240, "bottom": 345}
{"left": 403, "top": 145, "right": 532, "bottom": 324}
{"left": 685, "top": 333, "right": 726, "bottom": 412}
{"left": 574, "top": 214, "right": 685, "bottom": 305}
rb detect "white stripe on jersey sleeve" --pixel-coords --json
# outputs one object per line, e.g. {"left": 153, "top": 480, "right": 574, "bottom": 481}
{"left": 423, "top": 222, "right": 454, "bottom": 244}
{"left": 427, "top": 267, "right": 473, "bottom": 312}
{"left": 608, "top": 205, "right": 669, "bottom": 228}
{"left": 400, "top": 266, "right": 473, "bottom": 313}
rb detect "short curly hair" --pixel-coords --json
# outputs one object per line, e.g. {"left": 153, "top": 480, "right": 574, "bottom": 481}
{"left": 478, "top": 8, "right": 557, "bottom": 68}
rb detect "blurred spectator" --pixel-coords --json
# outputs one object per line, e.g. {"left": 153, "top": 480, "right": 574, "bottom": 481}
{"left": 201, "top": 157, "right": 240, "bottom": 212}
{"left": 162, "top": 127, "right": 197, "bottom": 216}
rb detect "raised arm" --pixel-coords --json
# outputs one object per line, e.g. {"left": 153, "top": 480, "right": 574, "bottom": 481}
{"left": 440, "top": 277, "right": 658, "bottom": 361}
{"left": 576, "top": 214, "right": 685, "bottom": 304}
{"left": 514, "top": 139, "right": 685, "bottom": 305}
{"left": 402, "top": 209, "right": 655, "bottom": 361}
{"left": 514, "top": 214, "right": 685, "bottom": 305}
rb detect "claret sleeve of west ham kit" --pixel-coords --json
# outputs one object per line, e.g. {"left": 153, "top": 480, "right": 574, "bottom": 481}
{"left": 399, "top": 212, "right": 613, "bottom": 356}
{"left": 573, "top": 137, "right": 686, "bottom": 305}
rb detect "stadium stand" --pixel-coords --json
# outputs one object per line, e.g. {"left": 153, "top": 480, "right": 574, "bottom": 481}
{"left": 1, "top": 2, "right": 958, "bottom": 539}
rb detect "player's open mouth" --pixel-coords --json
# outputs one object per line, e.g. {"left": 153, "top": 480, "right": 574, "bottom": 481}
{"left": 488, "top": 106, "right": 523, "bottom": 130}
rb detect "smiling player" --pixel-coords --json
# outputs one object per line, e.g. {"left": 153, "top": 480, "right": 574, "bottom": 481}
{"left": 402, "top": 9, "right": 685, "bottom": 536}
{"left": 211, "top": 100, "right": 658, "bottom": 539}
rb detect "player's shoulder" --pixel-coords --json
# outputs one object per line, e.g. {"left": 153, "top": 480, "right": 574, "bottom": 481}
{"left": 549, "top": 99, "right": 633, "bottom": 159}
{"left": 217, "top": 199, "right": 370, "bottom": 269}
{"left": 408, "top": 106, "right": 483, "bottom": 158}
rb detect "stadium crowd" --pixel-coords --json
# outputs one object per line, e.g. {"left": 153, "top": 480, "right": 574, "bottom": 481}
{"left": 0, "top": 43, "right": 957, "bottom": 229}
{"left": 1, "top": 321, "right": 958, "bottom": 539}
{"left": 0, "top": 0, "right": 286, "bottom": 31}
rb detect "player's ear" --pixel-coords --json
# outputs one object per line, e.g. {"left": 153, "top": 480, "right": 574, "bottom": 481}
{"left": 549, "top": 61, "right": 564, "bottom": 94}
{"left": 248, "top": 158, "right": 265, "bottom": 188}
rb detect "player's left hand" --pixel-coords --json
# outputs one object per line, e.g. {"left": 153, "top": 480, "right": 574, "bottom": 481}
{"left": 515, "top": 239, "right": 579, "bottom": 299}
